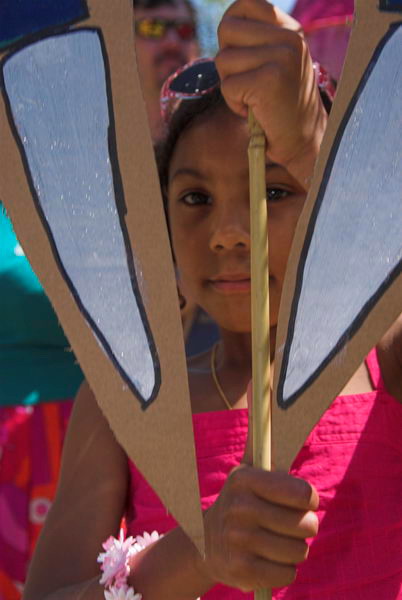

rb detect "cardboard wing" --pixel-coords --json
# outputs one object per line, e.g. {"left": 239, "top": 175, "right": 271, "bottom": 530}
{"left": 273, "top": 0, "right": 402, "bottom": 471}
{"left": 0, "top": 0, "right": 203, "bottom": 550}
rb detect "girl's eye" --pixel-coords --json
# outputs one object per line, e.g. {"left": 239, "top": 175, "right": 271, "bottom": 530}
{"left": 180, "top": 191, "right": 212, "bottom": 206}
{"left": 266, "top": 187, "right": 291, "bottom": 202}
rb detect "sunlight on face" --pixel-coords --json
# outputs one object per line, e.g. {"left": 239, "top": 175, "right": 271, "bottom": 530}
{"left": 167, "top": 105, "right": 306, "bottom": 334}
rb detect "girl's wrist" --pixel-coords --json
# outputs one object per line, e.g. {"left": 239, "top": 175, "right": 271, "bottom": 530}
{"left": 98, "top": 529, "right": 162, "bottom": 599}
{"left": 192, "top": 507, "right": 224, "bottom": 592}
{"left": 282, "top": 103, "right": 328, "bottom": 191}
{"left": 174, "top": 515, "right": 217, "bottom": 598}
{"left": 124, "top": 525, "right": 215, "bottom": 600}
{"left": 192, "top": 537, "right": 216, "bottom": 593}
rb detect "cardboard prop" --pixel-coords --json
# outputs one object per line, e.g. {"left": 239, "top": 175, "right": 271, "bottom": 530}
{"left": 273, "top": 0, "right": 402, "bottom": 471}
{"left": 0, "top": 0, "right": 204, "bottom": 550}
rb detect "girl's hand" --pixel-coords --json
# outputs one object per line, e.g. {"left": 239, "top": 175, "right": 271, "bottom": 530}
{"left": 199, "top": 465, "right": 319, "bottom": 591}
{"left": 197, "top": 382, "right": 319, "bottom": 592}
{"left": 215, "top": 0, "right": 328, "bottom": 187}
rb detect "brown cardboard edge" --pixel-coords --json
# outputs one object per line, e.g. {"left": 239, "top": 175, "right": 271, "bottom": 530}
{"left": 0, "top": 0, "right": 204, "bottom": 551}
{"left": 272, "top": 0, "right": 401, "bottom": 472}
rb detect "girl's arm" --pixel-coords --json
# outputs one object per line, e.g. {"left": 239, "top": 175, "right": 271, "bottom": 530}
{"left": 215, "top": 0, "right": 328, "bottom": 190}
{"left": 23, "top": 382, "right": 129, "bottom": 600}
{"left": 377, "top": 314, "right": 402, "bottom": 403}
{"left": 24, "top": 381, "right": 318, "bottom": 600}
{"left": 130, "top": 466, "right": 318, "bottom": 597}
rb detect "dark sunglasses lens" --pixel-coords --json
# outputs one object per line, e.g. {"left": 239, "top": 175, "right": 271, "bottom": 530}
{"left": 169, "top": 61, "right": 219, "bottom": 94}
{"left": 176, "top": 22, "right": 196, "bottom": 40}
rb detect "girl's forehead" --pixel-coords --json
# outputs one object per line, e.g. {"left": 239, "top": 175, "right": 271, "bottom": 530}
{"left": 168, "top": 112, "right": 251, "bottom": 186}
{"left": 172, "top": 108, "right": 248, "bottom": 161}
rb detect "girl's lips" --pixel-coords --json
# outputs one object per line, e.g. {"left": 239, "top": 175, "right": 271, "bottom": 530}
{"left": 209, "top": 275, "right": 251, "bottom": 294}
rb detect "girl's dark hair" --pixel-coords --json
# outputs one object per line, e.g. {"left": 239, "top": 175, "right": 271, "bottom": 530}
{"left": 155, "top": 87, "right": 226, "bottom": 213}
{"left": 155, "top": 81, "right": 334, "bottom": 218}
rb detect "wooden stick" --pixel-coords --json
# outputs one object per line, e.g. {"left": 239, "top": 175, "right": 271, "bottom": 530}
{"left": 248, "top": 108, "right": 272, "bottom": 600}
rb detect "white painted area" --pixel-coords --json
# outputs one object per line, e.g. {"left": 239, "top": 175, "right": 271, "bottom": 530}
{"left": 4, "top": 31, "right": 157, "bottom": 403}
{"left": 281, "top": 25, "right": 402, "bottom": 405}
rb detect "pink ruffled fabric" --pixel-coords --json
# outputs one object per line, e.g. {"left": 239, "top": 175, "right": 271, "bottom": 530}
{"left": 127, "top": 349, "right": 402, "bottom": 598}
{"left": 0, "top": 401, "right": 73, "bottom": 599}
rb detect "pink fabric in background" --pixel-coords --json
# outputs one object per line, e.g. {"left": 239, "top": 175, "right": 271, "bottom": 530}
{"left": 292, "top": 0, "right": 354, "bottom": 24}
{"left": 127, "top": 349, "right": 402, "bottom": 598}
{"left": 292, "top": 0, "right": 355, "bottom": 80}
{"left": 0, "top": 401, "right": 73, "bottom": 600}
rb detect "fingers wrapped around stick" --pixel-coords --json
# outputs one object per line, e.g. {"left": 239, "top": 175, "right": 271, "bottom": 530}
{"left": 200, "top": 466, "right": 319, "bottom": 592}
{"left": 231, "top": 465, "right": 318, "bottom": 511}
{"left": 216, "top": 0, "right": 327, "bottom": 185}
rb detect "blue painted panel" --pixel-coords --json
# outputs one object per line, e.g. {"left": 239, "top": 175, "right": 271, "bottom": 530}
{"left": 277, "top": 25, "right": 402, "bottom": 409}
{"left": 3, "top": 30, "right": 160, "bottom": 407}
{"left": 380, "top": 0, "right": 402, "bottom": 11}
{"left": 0, "top": 0, "right": 88, "bottom": 50}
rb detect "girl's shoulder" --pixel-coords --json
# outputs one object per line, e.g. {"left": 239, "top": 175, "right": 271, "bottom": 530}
{"left": 65, "top": 380, "right": 128, "bottom": 478}
{"left": 71, "top": 379, "right": 108, "bottom": 429}
{"left": 377, "top": 313, "right": 402, "bottom": 403}
{"left": 23, "top": 380, "right": 129, "bottom": 599}
{"left": 54, "top": 379, "right": 129, "bottom": 529}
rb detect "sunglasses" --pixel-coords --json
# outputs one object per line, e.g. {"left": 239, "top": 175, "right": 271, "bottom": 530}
{"left": 160, "top": 58, "right": 220, "bottom": 122}
{"left": 135, "top": 17, "right": 196, "bottom": 41}
{"left": 160, "top": 56, "right": 335, "bottom": 124}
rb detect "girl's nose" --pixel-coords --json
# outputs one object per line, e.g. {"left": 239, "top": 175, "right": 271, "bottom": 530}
{"left": 209, "top": 209, "right": 250, "bottom": 252}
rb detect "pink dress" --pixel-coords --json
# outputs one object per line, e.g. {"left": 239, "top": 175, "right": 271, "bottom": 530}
{"left": 127, "top": 349, "right": 402, "bottom": 598}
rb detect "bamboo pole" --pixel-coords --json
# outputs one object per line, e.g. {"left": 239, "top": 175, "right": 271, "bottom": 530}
{"left": 248, "top": 108, "right": 272, "bottom": 600}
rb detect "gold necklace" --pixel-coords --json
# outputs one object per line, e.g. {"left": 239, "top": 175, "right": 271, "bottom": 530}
{"left": 210, "top": 342, "right": 233, "bottom": 410}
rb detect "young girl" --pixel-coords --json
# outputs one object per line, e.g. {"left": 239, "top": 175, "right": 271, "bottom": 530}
{"left": 23, "top": 1, "right": 402, "bottom": 599}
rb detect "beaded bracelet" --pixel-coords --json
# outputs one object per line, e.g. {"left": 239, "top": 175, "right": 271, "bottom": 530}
{"left": 98, "top": 528, "right": 161, "bottom": 600}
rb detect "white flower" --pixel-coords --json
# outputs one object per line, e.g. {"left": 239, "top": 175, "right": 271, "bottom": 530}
{"left": 98, "top": 529, "right": 161, "bottom": 594}
{"left": 104, "top": 584, "right": 142, "bottom": 600}
{"left": 98, "top": 529, "right": 137, "bottom": 587}
{"left": 134, "top": 530, "right": 162, "bottom": 552}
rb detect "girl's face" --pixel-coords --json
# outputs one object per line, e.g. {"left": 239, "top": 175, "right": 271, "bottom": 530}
{"left": 167, "top": 105, "right": 306, "bottom": 333}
